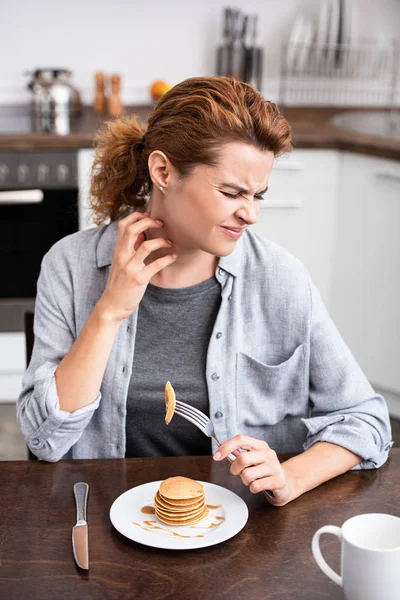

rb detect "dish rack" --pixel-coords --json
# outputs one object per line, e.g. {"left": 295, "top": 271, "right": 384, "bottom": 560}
{"left": 278, "top": 40, "right": 400, "bottom": 107}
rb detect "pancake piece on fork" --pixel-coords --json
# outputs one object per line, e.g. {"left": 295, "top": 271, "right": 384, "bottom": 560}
{"left": 164, "top": 381, "right": 176, "bottom": 424}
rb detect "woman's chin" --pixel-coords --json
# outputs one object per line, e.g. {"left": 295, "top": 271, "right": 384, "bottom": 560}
{"left": 206, "top": 241, "right": 237, "bottom": 258}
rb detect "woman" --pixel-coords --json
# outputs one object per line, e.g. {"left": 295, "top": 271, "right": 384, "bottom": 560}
{"left": 17, "top": 76, "right": 392, "bottom": 506}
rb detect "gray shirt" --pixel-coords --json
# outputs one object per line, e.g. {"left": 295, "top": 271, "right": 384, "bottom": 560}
{"left": 17, "top": 212, "right": 393, "bottom": 466}
{"left": 125, "top": 278, "right": 221, "bottom": 457}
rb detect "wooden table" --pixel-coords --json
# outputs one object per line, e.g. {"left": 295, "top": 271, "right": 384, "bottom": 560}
{"left": 1, "top": 450, "right": 399, "bottom": 600}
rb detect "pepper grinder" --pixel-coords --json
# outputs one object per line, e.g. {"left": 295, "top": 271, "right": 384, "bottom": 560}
{"left": 93, "top": 72, "right": 107, "bottom": 114}
{"left": 107, "top": 74, "right": 123, "bottom": 117}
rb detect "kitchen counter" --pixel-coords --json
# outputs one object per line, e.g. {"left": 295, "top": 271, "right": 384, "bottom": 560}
{"left": 284, "top": 106, "right": 400, "bottom": 161}
{"left": 0, "top": 105, "right": 399, "bottom": 160}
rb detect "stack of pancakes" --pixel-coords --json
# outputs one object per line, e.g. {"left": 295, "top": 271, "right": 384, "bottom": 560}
{"left": 154, "top": 476, "right": 208, "bottom": 526}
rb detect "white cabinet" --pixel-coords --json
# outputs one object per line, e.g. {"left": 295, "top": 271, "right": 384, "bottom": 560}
{"left": 0, "top": 333, "right": 25, "bottom": 402}
{"left": 330, "top": 152, "right": 400, "bottom": 394}
{"left": 78, "top": 149, "right": 97, "bottom": 230}
{"left": 253, "top": 149, "right": 340, "bottom": 307}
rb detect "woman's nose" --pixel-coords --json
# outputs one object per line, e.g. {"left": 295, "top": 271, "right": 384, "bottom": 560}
{"left": 236, "top": 202, "right": 258, "bottom": 225}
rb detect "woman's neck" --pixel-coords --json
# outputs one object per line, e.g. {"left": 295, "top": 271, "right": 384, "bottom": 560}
{"left": 143, "top": 198, "right": 219, "bottom": 288}
{"left": 149, "top": 251, "right": 219, "bottom": 289}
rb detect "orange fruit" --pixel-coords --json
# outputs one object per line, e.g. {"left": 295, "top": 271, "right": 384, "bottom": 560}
{"left": 150, "top": 80, "right": 173, "bottom": 100}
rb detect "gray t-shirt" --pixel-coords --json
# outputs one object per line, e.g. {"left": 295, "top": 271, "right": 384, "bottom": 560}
{"left": 125, "top": 276, "right": 221, "bottom": 457}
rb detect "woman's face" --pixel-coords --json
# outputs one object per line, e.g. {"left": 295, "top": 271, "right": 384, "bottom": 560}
{"left": 150, "top": 141, "right": 275, "bottom": 257}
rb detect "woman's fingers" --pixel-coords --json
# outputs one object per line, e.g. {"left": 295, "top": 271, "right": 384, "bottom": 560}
{"left": 140, "top": 253, "right": 178, "bottom": 280}
{"left": 124, "top": 216, "right": 163, "bottom": 240}
{"left": 213, "top": 434, "right": 291, "bottom": 504}
{"left": 229, "top": 450, "right": 270, "bottom": 475}
{"left": 113, "top": 211, "right": 149, "bottom": 257}
{"left": 118, "top": 210, "right": 149, "bottom": 229}
{"left": 248, "top": 475, "right": 286, "bottom": 495}
{"left": 231, "top": 453, "right": 287, "bottom": 496}
{"left": 214, "top": 434, "right": 270, "bottom": 460}
{"left": 132, "top": 237, "right": 173, "bottom": 263}
{"left": 116, "top": 214, "right": 164, "bottom": 262}
{"left": 101, "top": 211, "right": 177, "bottom": 322}
{"left": 239, "top": 462, "right": 271, "bottom": 486}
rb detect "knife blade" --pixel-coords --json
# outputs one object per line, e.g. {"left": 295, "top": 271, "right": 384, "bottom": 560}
{"left": 72, "top": 482, "right": 89, "bottom": 570}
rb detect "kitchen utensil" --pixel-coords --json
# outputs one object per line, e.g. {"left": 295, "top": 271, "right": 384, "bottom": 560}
{"left": 72, "top": 482, "right": 89, "bottom": 570}
{"left": 315, "top": 0, "right": 331, "bottom": 69}
{"left": 25, "top": 68, "right": 82, "bottom": 117}
{"left": 216, "top": 8, "right": 232, "bottom": 76}
{"left": 229, "top": 8, "right": 246, "bottom": 79}
{"left": 174, "top": 399, "right": 274, "bottom": 499}
{"left": 216, "top": 8, "right": 247, "bottom": 80}
{"left": 327, "top": 0, "right": 340, "bottom": 69}
{"left": 335, "top": 0, "right": 344, "bottom": 67}
{"left": 245, "top": 14, "right": 260, "bottom": 88}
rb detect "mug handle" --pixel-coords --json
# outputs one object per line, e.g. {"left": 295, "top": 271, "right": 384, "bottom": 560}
{"left": 312, "top": 525, "right": 343, "bottom": 587}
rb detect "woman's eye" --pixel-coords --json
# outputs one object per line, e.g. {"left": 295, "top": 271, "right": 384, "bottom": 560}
{"left": 220, "top": 191, "right": 266, "bottom": 200}
{"left": 221, "top": 191, "right": 238, "bottom": 199}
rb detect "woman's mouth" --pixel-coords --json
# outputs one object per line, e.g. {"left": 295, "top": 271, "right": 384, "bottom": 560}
{"left": 219, "top": 226, "right": 246, "bottom": 240}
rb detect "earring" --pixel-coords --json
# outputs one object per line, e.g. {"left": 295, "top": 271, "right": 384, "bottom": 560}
{"left": 159, "top": 186, "right": 163, "bottom": 191}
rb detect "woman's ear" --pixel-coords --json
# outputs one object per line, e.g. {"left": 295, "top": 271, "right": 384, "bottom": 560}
{"left": 148, "top": 150, "right": 173, "bottom": 190}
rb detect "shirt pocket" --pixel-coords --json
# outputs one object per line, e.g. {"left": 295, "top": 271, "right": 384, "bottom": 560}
{"left": 236, "top": 344, "right": 307, "bottom": 427}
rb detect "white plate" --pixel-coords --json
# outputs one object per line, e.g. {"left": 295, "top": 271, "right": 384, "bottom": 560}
{"left": 327, "top": 0, "right": 340, "bottom": 68}
{"left": 296, "top": 16, "right": 315, "bottom": 74}
{"left": 316, "top": 0, "right": 331, "bottom": 68}
{"left": 286, "top": 13, "right": 306, "bottom": 73}
{"left": 110, "top": 480, "right": 249, "bottom": 550}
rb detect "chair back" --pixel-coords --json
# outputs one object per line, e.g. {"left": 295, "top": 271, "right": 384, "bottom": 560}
{"left": 24, "top": 311, "right": 38, "bottom": 460}
{"left": 24, "top": 311, "right": 35, "bottom": 366}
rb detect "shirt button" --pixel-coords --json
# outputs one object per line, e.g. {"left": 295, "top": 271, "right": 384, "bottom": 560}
{"left": 126, "top": 325, "right": 130, "bottom": 333}
{"left": 214, "top": 411, "right": 223, "bottom": 419}
{"left": 122, "top": 366, "right": 127, "bottom": 374}
{"left": 32, "top": 438, "right": 39, "bottom": 446}
{"left": 211, "top": 372, "right": 220, "bottom": 381}
{"left": 216, "top": 332, "right": 222, "bottom": 339}
{"left": 218, "top": 268, "right": 223, "bottom": 276}
{"left": 228, "top": 295, "right": 232, "bottom": 301}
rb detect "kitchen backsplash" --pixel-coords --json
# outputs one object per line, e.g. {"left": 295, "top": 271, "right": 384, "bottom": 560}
{"left": 1, "top": 0, "right": 399, "bottom": 106}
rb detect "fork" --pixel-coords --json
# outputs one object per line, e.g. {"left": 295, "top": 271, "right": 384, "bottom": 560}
{"left": 174, "top": 399, "right": 274, "bottom": 500}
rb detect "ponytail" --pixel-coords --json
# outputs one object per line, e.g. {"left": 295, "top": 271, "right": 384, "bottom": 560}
{"left": 89, "top": 116, "right": 151, "bottom": 225}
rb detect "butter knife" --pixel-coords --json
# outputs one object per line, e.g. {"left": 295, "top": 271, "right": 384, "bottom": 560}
{"left": 72, "top": 482, "right": 89, "bottom": 570}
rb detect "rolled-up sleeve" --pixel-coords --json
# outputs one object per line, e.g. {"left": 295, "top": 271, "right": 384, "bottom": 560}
{"left": 301, "top": 276, "right": 393, "bottom": 469}
{"left": 17, "top": 249, "right": 100, "bottom": 462}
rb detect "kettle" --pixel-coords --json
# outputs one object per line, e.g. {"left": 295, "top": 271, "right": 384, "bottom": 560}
{"left": 26, "top": 69, "right": 83, "bottom": 117}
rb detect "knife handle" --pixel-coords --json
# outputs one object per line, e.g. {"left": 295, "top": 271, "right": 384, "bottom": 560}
{"left": 73, "top": 482, "right": 89, "bottom": 522}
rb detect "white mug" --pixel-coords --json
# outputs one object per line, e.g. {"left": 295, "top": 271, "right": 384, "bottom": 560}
{"left": 312, "top": 513, "right": 400, "bottom": 600}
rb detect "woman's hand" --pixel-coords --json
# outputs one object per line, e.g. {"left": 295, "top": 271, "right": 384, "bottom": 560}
{"left": 98, "top": 211, "right": 176, "bottom": 322}
{"left": 214, "top": 435, "right": 295, "bottom": 506}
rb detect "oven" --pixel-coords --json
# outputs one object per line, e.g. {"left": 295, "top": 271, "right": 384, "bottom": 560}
{"left": 0, "top": 151, "right": 79, "bottom": 332}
